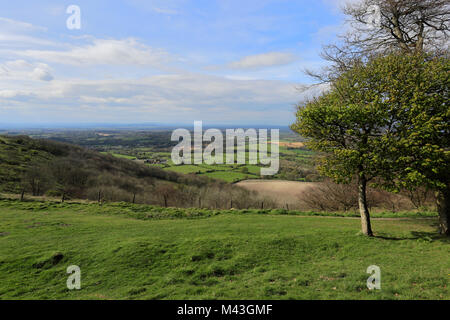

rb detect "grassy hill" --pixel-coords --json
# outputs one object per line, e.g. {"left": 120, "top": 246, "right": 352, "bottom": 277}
{"left": 0, "top": 135, "right": 266, "bottom": 209}
{"left": 0, "top": 198, "right": 447, "bottom": 300}
{"left": 0, "top": 135, "right": 198, "bottom": 192}
{"left": 0, "top": 135, "right": 56, "bottom": 193}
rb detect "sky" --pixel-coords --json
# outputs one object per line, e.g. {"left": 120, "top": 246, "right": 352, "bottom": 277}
{"left": 0, "top": 0, "right": 352, "bottom": 126}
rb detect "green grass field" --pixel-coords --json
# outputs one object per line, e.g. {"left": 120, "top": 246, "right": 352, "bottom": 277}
{"left": 157, "top": 145, "right": 316, "bottom": 182}
{"left": 200, "top": 171, "right": 258, "bottom": 182}
{"left": 101, "top": 139, "right": 317, "bottom": 183}
{"left": 162, "top": 163, "right": 260, "bottom": 182}
{"left": 0, "top": 199, "right": 448, "bottom": 300}
{"left": 100, "top": 152, "right": 137, "bottom": 160}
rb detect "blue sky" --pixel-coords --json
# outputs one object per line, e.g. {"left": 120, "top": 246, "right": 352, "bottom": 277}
{"left": 0, "top": 0, "right": 350, "bottom": 126}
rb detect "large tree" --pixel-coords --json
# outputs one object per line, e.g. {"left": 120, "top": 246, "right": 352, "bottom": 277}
{"left": 376, "top": 54, "right": 449, "bottom": 235}
{"left": 292, "top": 53, "right": 449, "bottom": 236}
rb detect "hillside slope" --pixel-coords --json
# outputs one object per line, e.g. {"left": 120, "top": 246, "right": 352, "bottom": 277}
{"left": 0, "top": 136, "right": 58, "bottom": 193}
{"left": 0, "top": 135, "right": 182, "bottom": 192}
{"left": 0, "top": 135, "right": 265, "bottom": 208}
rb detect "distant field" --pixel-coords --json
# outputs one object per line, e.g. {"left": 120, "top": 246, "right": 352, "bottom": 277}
{"left": 100, "top": 152, "right": 136, "bottom": 160}
{"left": 201, "top": 171, "right": 258, "bottom": 183}
{"left": 15, "top": 131, "right": 314, "bottom": 184}
{"left": 0, "top": 199, "right": 446, "bottom": 300}
{"left": 163, "top": 164, "right": 211, "bottom": 174}
{"left": 99, "top": 137, "right": 316, "bottom": 183}
{"left": 164, "top": 163, "right": 260, "bottom": 182}
{"left": 273, "top": 141, "right": 305, "bottom": 148}
{"left": 237, "top": 180, "right": 319, "bottom": 206}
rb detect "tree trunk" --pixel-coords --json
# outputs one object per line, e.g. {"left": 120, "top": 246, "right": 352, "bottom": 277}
{"left": 20, "top": 189, "right": 25, "bottom": 202}
{"left": 132, "top": 193, "right": 136, "bottom": 204}
{"left": 163, "top": 195, "right": 168, "bottom": 208}
{"left": 358, "top": 175, "right": 373, "bottom": 236}
{"left": 61, "top": 192, "right": 65, "bottom": 203}
{"left": 436, "top": 186, "right": 450, "bottom": 236}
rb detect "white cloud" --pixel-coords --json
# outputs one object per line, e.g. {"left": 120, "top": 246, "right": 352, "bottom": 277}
{"left": 224, "top": 75, "right": 258, "bottom": 81}
{"left": 0, "top": 17, "right": 47, "bottom": 32}
{"left": 297, "top": 83, "right": 330, "bottom": 102}
{"left": 0, "top": 15, "right": 311, "bottom": 124}
{"left": 31, "top": 65, "right": 54, "bottom": 81}
{"left": 16, "top": 38, "right": 171, "bottom": 67}
{"left": 0, "top": 89, "right": 25, "bottom": 98}
{"left": 0, "top": 60, "right": 53, "bottom": 81}
{"left": 0, "top": 17, "right": 57, "bottom": 48}
{"left": 0, "top": 73, "right": 305, "bottom": 123}
{"left": 322, "top": 0, "right": 362, "bottom": 12}
{"left": 37, "top": 74, "right": 300, "bottom": 105}
{"left": 228, "top": 52, "right": 297, "bottom": 70}
{"left": 0, "top": 33, "right": 58, "bottom": 48}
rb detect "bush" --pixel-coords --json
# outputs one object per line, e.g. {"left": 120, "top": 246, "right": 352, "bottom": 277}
{"left": 298, "top": 179, "right": 419, "bottom": 212}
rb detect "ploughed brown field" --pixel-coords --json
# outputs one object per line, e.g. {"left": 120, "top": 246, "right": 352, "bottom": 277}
{"left": 236, "top": 179, "right": 318, "bottom": 207}
{"left": 271, "top": 141, "right": 305, "bottom": 148}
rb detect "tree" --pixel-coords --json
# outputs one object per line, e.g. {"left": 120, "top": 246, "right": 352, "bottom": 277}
{"left": 20, "top": 165, "right": 52, "bottom": 196}
{"left": 293, "top": 53, "right": 449, "bottom": 236}
{"left": 49, "top": 158, "right": 90, "bottom": 201}
{"left": 292, "top": 58, "right": 392, "bottom": 236}
{"left": 155, "top": 184, "right": 176, "bottom": 208}
{"left": 312, "top": 0, "right": 449, "bottom": 81}
{"left": 376, "top": 54, "right": 449, "bottom": 235}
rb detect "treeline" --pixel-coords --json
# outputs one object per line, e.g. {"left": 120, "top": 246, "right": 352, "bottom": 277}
{"left": 298, "top": 180, "right": 435, "bottom": 213}
{"left": 46, "top": 130, "right": 177, "bottom": 150}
